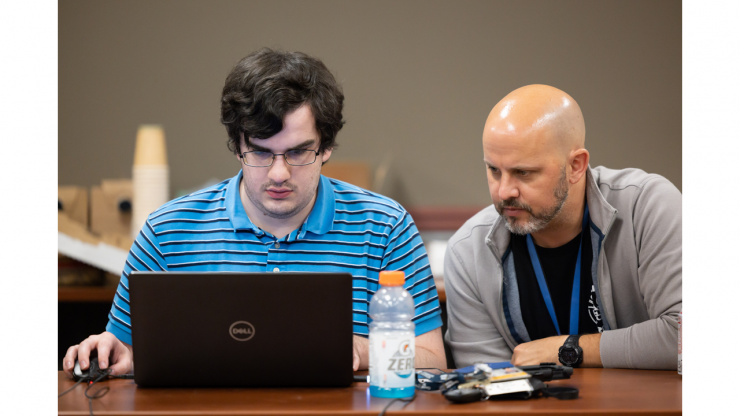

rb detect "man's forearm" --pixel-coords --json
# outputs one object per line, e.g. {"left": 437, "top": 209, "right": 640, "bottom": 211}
{"left": 579, "top": 333, "right": 602, "bottom": 367}
{"left": 353, "top": 333, "right": 447, "bottom": 370}
{"left": 415, "top": 343, "right": 447, "bottom": 369}
{"left": 511, "top": 333, "right": 602, "bottom": 367}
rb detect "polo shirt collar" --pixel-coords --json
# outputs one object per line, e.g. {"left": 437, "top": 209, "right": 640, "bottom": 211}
{"left": 225, "top": 170, "right": 263, "bottom": 234}
{"left": 225, "top": 170, "right": 335, "bottom": 237}
{"left": 302, "top": 174, "right": 335, "bottom": 237}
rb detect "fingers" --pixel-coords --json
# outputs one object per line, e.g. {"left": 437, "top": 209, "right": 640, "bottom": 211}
{"left": 62, "top": 332, "right": 132, "bottom": 379}
{"left": 62, "top": 345, "right": 79, "bottom": 379}
{"left": 76, "top": 335, "right": 98, "bottom": 370}
{"left": 96, "top": 333, "right": 116, "bottom": 370}
{"left": 510, "top": 345, "right": 523, "bottom": 366}
{"left": 107, "top": 334, "right": 133, "bottom": 376}
{"left": 352, "top": 341, "right": 360, "bottom": 371}
{"left": 107, "top": 351, "right": 132, "bottom": 376}
{"left": 511, "top": 354, "right": 522, "bottom": 366}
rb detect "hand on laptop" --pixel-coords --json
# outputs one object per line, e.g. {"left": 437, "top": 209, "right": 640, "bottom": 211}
{"left": 63, "top": 331, "right": 133, "bottom": 379}
{"left": 352, "top": 335, "right": 369, "bottom": 371}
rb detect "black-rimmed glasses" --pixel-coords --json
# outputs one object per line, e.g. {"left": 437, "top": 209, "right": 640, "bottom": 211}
{"left": 238, "top": 149, "right": 320, "bottom": 167}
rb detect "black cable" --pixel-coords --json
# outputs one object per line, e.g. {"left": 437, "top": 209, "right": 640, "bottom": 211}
{"left": 84, "top": 369, "right": 112, "bottom": 416}
{"left": 378, "top": 395, "right": 415, "bottom": 416}
{"left": 58, "top": 378, "right": 84, "bottom": 398}
{"left": 59, "top": 369, "right": 112, "bottom": 416}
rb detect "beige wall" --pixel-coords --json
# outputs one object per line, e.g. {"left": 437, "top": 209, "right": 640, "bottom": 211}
{"left": 59, "top": 0, "right": 681, "bottom": 208}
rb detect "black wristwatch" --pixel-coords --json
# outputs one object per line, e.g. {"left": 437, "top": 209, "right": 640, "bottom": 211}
{"left": 558, "top": 335, "right": 583, "bottom": 367}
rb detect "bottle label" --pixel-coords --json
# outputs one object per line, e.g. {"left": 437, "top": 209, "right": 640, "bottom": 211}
{"left": 369, "top": 331, "right": 415, "bottom": 388}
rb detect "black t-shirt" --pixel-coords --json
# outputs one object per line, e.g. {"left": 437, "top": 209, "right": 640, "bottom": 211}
{"left": 510, "top": 229, "right": 603, "bottom": 340}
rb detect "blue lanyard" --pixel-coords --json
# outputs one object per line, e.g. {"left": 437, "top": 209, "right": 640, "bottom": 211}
{"left": 525, "top": 204, "right": 590, "bottom": 336}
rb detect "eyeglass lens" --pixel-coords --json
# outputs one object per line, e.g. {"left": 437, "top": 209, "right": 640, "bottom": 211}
{"left": 243, "top": 149, "right": 316, "bottom": 166}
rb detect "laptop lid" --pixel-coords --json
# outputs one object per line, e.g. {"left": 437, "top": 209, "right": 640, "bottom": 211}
{"left": 129, "top": 272, "right": 354, "bottom": 387}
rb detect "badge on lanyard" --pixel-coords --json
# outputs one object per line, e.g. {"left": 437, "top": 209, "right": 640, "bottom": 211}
{"left": 525, "top": 204, "right": 590, "bottom": 336}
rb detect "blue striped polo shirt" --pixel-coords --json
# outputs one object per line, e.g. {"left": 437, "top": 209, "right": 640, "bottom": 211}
{"left": 106, "top": 170, "right": 443, "bottom": 345}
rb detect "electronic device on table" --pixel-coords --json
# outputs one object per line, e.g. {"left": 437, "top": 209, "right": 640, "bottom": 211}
{"left": 129, "top": 272, "right": 354, "bottom": 387}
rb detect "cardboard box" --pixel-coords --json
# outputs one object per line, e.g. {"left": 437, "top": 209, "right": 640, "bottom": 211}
{"left": 321, "top": 161, "right": 372, "bottom": 190}
{"left": 91, "top": 179, "right": 133, "bottom": 236}
{"left": 58, "top": 186, "right": 88, "bottom": 226}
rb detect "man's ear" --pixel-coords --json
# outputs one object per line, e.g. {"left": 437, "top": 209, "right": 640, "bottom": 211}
{"left": 569, "top": 149, "right": 590, "bottom": 184}
{"left": 236, "top": 133, "right": 246, "bottom": 163}
{"left": 320, "top": 147, "right": 333, "bottom": 164}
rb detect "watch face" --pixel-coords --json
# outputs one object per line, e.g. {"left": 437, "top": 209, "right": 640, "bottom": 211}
{"left": 561, "top": 349, "right": 578, "bottom": 363}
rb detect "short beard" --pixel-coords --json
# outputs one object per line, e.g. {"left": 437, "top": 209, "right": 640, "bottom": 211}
{"left": 496, "top": 167, "right": 569, "bottom": 235}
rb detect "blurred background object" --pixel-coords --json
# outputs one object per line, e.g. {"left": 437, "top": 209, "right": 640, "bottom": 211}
{"left": 321, "top": 161, "right": 372, "bottom": 190}
{"left": 58, "top": 254, "right": 104, "bottom": 286}
{"left": 58, "top": 176, "right": 136, "bottom": 283}
{"left": 91, "top": 179, "right": 133, "bottom": 237}
{"left": 58, "top": 186, "right": 88, "bottom": 227}
{"left": 131, "top": 124, "right": 169, "bottom": 238}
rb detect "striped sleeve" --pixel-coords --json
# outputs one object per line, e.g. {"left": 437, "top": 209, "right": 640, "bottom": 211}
{"left": 105, "top": 219, "right": 169, "bottom": 345}
{"left": 382, "top": 211, "right": 443, "bottom": 336}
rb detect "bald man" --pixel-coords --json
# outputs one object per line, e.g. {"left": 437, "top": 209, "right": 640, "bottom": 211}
{"left": 443, "top": 85, "right": 681, "bottom": 370}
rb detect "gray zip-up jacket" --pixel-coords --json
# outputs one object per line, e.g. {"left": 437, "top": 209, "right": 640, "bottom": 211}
{"left": 443, "top": 166, "right": 682, "bottom": 370}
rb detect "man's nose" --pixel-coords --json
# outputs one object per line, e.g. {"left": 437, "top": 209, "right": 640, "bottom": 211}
{"left": 498, "top": 173, "right": 519, "bottom": 200}
{"left": 268, "top": 155, "right": 291, "bottom": 184}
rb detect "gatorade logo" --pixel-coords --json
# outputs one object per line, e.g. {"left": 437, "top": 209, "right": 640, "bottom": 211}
{"left": 229, "top": 321, "right": 255, "bottom": 341}
{"left": 398, "top": 341, "right": 412, "bottom": 356}
{"left": 388, "top": 339, "right": 414, "bottom": 378}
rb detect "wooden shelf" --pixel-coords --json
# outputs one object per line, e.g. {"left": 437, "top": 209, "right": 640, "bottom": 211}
{"left": 407, "top": 206, "right": 486, "bottom": 231}
{"left": 58, "top": 285, "right": 117, "bottom": 302}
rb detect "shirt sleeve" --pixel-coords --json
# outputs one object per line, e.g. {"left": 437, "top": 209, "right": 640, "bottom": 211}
{"left": 599, "top": 176, "right": 682, "bottom": 369}
{"left": 381, "top": 211, "right": 443, "bottom": 336}
{"left": 443, "top": 235, "right": 514, "bottom": 367}
{"left": 105, "top": 219, "right": 168, "bottom": 345}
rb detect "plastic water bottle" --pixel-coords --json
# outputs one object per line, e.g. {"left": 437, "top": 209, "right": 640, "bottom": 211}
{"left": 369, "top": 271, "right": 416, "bottom": 398}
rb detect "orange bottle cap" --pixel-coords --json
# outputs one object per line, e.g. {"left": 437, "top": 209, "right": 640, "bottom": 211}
{"left": 379, "top": 271, "right": 405, "bottom": 286}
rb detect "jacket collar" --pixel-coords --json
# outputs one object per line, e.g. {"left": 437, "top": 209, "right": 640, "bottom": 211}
{"left": 583, "top": 166, "right": 618, "bottom": 238}
{"left": 225, "top": 170, "right": 335, "bottom": 238}
{"left": 487, "top": 166, "right": 617, "bottom": 260}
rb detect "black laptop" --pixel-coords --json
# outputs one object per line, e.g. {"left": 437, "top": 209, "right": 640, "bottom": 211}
{"left": 129, "top": 272, "right": 354, "bottom": 387}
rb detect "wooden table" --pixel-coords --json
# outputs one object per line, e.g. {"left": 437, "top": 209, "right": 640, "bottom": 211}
{"left": 58, "top": 369, "right": 681, "bottom": 415}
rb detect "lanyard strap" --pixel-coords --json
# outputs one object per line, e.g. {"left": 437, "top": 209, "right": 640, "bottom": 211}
{"left": 526, "top": 204, "right": 590, "bottom": 336}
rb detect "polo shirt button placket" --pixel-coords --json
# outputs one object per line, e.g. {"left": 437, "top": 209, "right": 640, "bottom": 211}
{"left": 273, "top": 267, "right": 280, "bottom": 273}
{"left": 275, "top": 242, "right": 280, "bottom": 249}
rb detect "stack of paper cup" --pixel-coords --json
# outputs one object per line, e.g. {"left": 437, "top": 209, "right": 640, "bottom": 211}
{"left": 131, "top": 125, "right": 169, "bottom": 239}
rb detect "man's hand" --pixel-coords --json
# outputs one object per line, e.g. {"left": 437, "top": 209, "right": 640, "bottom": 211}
{"left": 353, "top": 335, "right": 369, "bottom": 371}
{"left": 510, "top": 333, "right": 603, "bottom": 367}
{"left": 62, "top": 332, "right": 133, "bottom": 379}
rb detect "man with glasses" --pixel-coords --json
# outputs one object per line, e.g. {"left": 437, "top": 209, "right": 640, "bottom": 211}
{"left": 444, "top": 85, "right": 681, "bottom": 370}
{"left": 63, "top": 48, "right": 446, "bottom": 378}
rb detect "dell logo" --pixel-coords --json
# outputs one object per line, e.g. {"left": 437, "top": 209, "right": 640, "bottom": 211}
{"left": 229, "top": 321, "right": 255, "bottom": 341}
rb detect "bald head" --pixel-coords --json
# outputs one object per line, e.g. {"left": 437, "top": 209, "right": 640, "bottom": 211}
{"left": 484, "top": 85, "right": 585, "bottom": 156}
{"left": 482, "top": 85, "right": 591, "bottom": 241}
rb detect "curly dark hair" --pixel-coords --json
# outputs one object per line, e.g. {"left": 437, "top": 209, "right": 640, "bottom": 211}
{"left": 220, "top": 48, "right": 345, "bottom": 155}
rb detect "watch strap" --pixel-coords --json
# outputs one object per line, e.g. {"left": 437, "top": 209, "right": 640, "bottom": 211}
{"left": 564, "top": 334, "right": 581, "bottom": 348}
